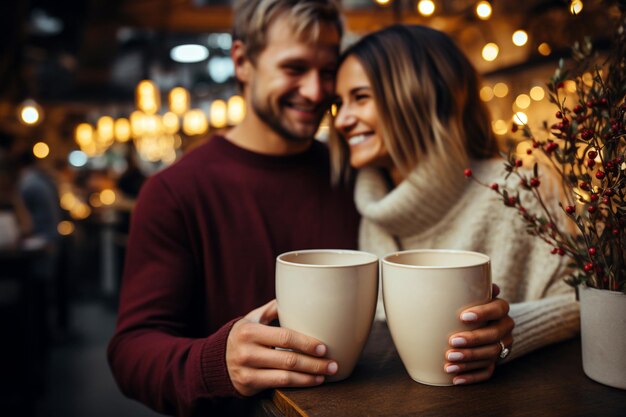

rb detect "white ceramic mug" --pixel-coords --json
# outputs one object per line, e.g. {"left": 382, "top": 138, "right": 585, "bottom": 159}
{"left": 276, "top": 249, "right": 379, "bottom": 382}
{"left": 382, "top": 249, "right": 492, "bottom": 386}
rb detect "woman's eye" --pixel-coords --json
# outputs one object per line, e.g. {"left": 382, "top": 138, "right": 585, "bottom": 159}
{"left": 355, "top": 94, "right": 370, "bottom": 102}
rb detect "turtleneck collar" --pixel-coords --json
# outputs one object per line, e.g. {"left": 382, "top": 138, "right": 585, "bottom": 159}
{"left": 354, "top": 147, "right": 469, "bottom": 237}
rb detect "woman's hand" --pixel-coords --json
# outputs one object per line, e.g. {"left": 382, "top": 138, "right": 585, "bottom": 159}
{"left": 444, "top": 284, "right": 514, "bottom": 385}
{"left": 226, "top": 300, "right": 339, "bottom": 396}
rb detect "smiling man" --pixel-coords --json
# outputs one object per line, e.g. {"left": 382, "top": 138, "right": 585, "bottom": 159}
{"left": 107, "top": 1, "right": 359, "bottom": 416}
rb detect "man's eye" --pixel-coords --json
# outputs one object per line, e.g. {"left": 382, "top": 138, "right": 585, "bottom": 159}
{"left": 285, "top": 66, "right": 306, "bottom": 75}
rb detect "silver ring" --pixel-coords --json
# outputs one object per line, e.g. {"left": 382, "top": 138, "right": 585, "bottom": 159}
{"left": 498, "top": 340, "right": 510, "bottom": 360}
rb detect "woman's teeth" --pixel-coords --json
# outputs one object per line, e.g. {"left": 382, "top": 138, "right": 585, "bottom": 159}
{"left": 348, "top": 134, "right": 367, "bottom": 146}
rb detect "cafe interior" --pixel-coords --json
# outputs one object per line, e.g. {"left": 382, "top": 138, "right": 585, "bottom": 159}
{"left": 0, "top": 0, "right": 621, "bottom": 416}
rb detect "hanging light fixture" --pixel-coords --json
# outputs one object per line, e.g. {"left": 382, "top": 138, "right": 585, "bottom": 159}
{"left": 18, "top": 99, "right": 43, "bottom": 126}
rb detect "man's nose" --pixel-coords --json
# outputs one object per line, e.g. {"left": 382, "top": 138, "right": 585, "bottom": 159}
{"left": 299, "top": 72, "right": 325, "bottom": 103}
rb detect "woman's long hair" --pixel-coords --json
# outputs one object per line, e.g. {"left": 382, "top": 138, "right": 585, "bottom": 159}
{"left": 330, "top": 24, "right": 498, "bottom": 184}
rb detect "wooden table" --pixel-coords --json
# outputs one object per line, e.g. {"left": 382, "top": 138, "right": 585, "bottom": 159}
{"left": 255, "top": 322, "right": 626, "bottom": 417}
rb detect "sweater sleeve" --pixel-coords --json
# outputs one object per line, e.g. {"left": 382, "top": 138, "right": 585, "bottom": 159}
{"left": 107, "top": 175, "right": 239, "bottom": 416}
{"left": 505, "top": 294, "right": 579, "bottom": 361}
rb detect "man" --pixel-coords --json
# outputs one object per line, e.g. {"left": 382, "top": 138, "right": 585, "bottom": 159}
{"left": 107, "top": 1, "right": 358, "bottom": 416}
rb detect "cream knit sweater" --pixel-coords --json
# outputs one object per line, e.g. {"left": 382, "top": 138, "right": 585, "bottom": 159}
{"left": 355, "top": 157, "right": 580, "bottom": 361}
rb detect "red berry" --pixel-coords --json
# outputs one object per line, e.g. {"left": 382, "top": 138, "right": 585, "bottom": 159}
{"left": 565, "top": 205, "right": 575, "bottom": 214}
{"left": 596, "top": 171, "right": 606, "bottom": 180}
{"left": 507, "top": 196, "right": 517, "bottom": 206}
{"left": 580, "top": 182, "right": 589, "bottom": 190}
{"left": 515, "top": 160, "right": 523, "bottom": 167}
{"left": 558, "top": 248, "right": 565, "bottom": 256}
{"left": 490, "top": 183, "right": 499, "bottom": 191}
{"left": 574, "top": 105, "right": 583, "bottom": 113}
{"left": 584, "top": 262, "right": 594, "bottom": 272}
{"left": 511, "top": 124, "right": 518, "bottom": 133}
{"left": 551, "top": 248, "right": 558, "bottom": 255}
{"left": 600, "top": 98, "right": 608, "bottom": 105}
{"left": 526, "top": 149, "right": 533, "bottom": 155}
{"left": 588, "top": 247, "right": 596, "bottom": 256}
{"left": 590, "top": 194, "right": 599, "bottom": 202}
{"left": 556, "top": 111, "right": 563, "bottom": 119}
{"left": 588, "top": 150, "right": 597, "bottom": 159}
{"left": 604, "top": 188, "right": 615, "bottom": 197}
{"left": 586, "top": 100, "right": 594, "bottom": 108}
{"left": 613, "top": 228, "right": 620, "bottom": 235}
{"left": 530, "top": 178, "right": 541, "bottom": 187}
{"left": 587, "top": 159, "right": 595, "bottom": 168}
{"left": 464, "top": 168, "right": 473, "bottom": 177}
{"left": 588, "top": 205, "right": 597, "bottom": 213}
{"left": 532, "top": 141, "right": 539, "bottom": 148}
{"left": 603, "top": 197, "right": 610, "bottom": 204}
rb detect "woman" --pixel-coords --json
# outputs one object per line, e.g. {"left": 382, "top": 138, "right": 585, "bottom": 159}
{"left": 331, "top": 25, "right": 579, "bottom": 385}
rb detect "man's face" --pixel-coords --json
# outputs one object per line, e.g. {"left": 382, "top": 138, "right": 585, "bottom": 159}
{"left": 245, "top": 19, "right": 340, "bottom": 143}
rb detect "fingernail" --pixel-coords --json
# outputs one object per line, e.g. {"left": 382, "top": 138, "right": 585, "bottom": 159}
{"left": 315, "top": 344, "right": 326, "bottom": 356}
{"left": 447, "top": 352, "right": 464, "bottom": 361}
{"left": 450, "top": 337, "right": 467, "bottom": 347}
{"left": 327, "top": 362, "right": 338, "bottom": 374}
{"left": 453, "top": 378, "right": 467, "bottom": 385}
{"left": 445, "top": 365, "right": 460, "bottom": 373}
{"left": 315, "top": 375, "right": 325, "bottom": 384}
{"left": 461, "top": 312, "right": 478, "bottom": 321}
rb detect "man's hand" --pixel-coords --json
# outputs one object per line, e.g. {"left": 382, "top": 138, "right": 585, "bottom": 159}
{"left": 226, "top": 300, "right": 338, "bottom": 396}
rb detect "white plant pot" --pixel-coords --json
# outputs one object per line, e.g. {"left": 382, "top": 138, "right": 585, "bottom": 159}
{"left": 579, "top": 285, "right": 626, "bottom": 390}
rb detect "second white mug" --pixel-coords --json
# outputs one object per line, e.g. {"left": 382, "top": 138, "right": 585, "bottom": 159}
{"left": 382, "top": 249, "right": 492, "bottom": 386}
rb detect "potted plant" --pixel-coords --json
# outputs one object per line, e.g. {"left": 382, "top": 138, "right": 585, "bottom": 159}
{"left": 468, "top": 2, "right": 626, "bottom": 389}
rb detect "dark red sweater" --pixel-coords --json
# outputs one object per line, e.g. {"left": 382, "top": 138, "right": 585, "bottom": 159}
{"left": 107, "top": 135, "right": 359, "bottom": 416}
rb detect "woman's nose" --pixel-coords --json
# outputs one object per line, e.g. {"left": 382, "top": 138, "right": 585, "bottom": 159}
{"left": 334, "top": 107, "right": 356, "bottom": 132}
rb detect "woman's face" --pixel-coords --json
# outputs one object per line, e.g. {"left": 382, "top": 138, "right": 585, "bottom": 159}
{"left": 334, "top": 55, "right": 391, "bottom": 169}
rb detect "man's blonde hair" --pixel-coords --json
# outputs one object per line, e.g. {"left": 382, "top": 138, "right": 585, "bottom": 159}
{"left": 232, "top": 0, "right": 343, "bottom": 63}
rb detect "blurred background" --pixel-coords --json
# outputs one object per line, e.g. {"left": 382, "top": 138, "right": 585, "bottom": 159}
{"left": 0, "top": 0, "right": 618, "bottom": 416}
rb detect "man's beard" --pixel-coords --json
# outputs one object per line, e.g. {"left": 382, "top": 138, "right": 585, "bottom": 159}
{"left": 251, "top": 90, "right": 326, "bottom": 143}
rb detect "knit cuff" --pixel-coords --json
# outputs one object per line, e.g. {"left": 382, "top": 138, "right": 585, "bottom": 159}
{"left": 504, "top": 293, "right": 580, "bottom": 363}
{"left": 200, "top": 317, "right": 242, "bottom": 398}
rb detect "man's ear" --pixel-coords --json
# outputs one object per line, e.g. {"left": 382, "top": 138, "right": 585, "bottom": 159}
{"left": 231, "top": 40, "right": 252, "bottom": 85}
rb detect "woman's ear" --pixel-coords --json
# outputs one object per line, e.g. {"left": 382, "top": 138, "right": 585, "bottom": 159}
{"left": 231, "top": 40, "right": 252, "bottom": 85}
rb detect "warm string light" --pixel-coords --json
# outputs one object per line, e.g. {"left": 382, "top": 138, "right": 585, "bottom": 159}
{"left": 475, "top": 1, "right": 492, "bottom": 20}
{"left": 538, "top": 42, "right": 552, "bottom": 56}
{"left": 512, "top": 30, "right": 528, "bottom": 47}
{"left": 481, "top": 43, "right": 499, "bottom": 61}
{"left": 570, "top": 0, "right": 583, "bottom": 15}
{"left": 417, "top": 0, "right": 435, "bottom": 16}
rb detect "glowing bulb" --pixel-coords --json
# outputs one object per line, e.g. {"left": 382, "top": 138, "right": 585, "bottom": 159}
{"left": 210, "top": 100, "right": 228, "bottom": 129}
{"left": 515, "top": 94, "right": 531, "bottom": 109}
{"left": 75, "top": 123, "right": 93, "bottom": 146}
{"left": 480, "top": 86, "right": 494, "bottom": 102}
{"left": 57, "top": 221, "right": 75, "bottom": 236}
{"left": 169, "top": 87, "right": 190, "bottom": 115}
{"left": 19, "top": 100, "right": 42, "bottom": 125}
{"left": 482, "top": 43, "right": 499, "bottom": 61}
{"left": 475, "top": 1, "right": 492, "bottom": 20}
{"left": 33, "top": 142, "right": 49, "bottom": 159}
{"left": 513, "top": 112, "right": 528, "bottom": 125}
{"left": 162, "top": 112, "right": 180, "bottom": 135}
{"left": 100, "top": 189, "right": 116, "bottom": 205}
{"left": 493, "top": 82, "right": 509, "bottom": 98}
{"left": 227, "top": 95, "right": 246, "bottom": 125}
{"left": 512, "top": 30, "right": 528, "bottom": 46}
{"left": 114, "top": 118, "right": 131, "bottom": 142}
{"left": 417, "top": 0, "right": 435, "bottom": 16}
{"left": 529, "top": 86, "right": 545, "bottom": 101}
{"left": 570, "top": 0, "right": 583, "bottom": 15}
{"left": 492, "top": 120, "right": 508, "bottom": 135}
{"left": 375, "top": 0, "right": 392, "bottom": 4}
{"left": 538, "top": 42, "right": 551, "bottom": 56}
